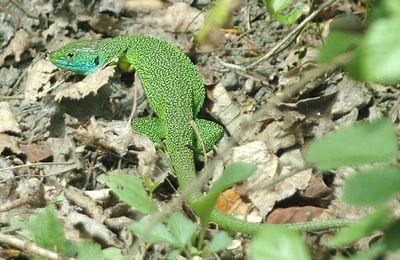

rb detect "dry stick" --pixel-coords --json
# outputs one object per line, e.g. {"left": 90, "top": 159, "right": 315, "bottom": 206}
{"left": 190, "top": 120, "right": 208, "bottom": 167}
{"left": 127, "top": 74, "right": 139, "bottom": 128}
{"left": 0, "top": 162, "right": 74, "bottom": 172}
{"left": 0, "top": 197, "right": 29, "bottom": 212}
{"left": 247, "top": 0, "right": 338, "bottom": 69}
{"left": 0, "top": 233, "right": 74, "bottom": 260}
{"left": 0, "top": 95, "right": 24, "bottom": 101}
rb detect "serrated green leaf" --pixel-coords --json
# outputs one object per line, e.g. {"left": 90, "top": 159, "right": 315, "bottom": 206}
{"left": 328, "top": 207, "right": 389, "bottom": 247}
{"left": 130, "top": 219, "right": 179, "bottom": 247}
{"left": 76, "top": 241, "right": 103, "bottom": 260}
{"left": 28, "top": 205, "right": 71, "bottom": 257}
{"left": 102, "top": 247, "right": 124, "bottom": 260}
{"left": 105, "top": 173, "right": 157, "bottom": 214}
{"left": 347, "top": 17, "right": 400, "bottom": 83}
{"left": 167, "top": 250, "right": 182, "bottom": 260}
{"left": 263, "top": 0, "right": 304, "bottom": 25}
{"left": 207, "top": 231, "right": 232, "bottom": 254}
{"left": 209, "top": 162, "right": 255, "bottom": 195}
{"left": 168, "top": 212, "right": 196, "bottom": 247}
{"left": 307, "top": 119, "right": 397, "bottom": 170}
{"left": 192, "top": 162, "right": 255, "bottom": 225}
{"left": 342, "top": 167, "right": 400, "bottom": 206}
{"left": 318, "top": 32, "right": 361, "bottom": 63}
{"left": 250, "top": 226, "right": 311, "bottom": 260}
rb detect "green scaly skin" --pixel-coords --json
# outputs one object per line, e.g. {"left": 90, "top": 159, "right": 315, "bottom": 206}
{"left": 49, "top": 35, "right": 354, "bottom": 235}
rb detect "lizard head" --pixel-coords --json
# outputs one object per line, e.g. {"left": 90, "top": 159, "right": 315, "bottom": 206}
{"left": 49, "top": 40, "right": 107, "bottom": 75}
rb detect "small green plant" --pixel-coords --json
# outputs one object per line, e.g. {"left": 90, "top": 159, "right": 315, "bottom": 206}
{"left": 262, "top": 0, "right": 306, "bottom": 25}
{"left": 319, "top": 0, "right": 400, "bottom": 83}
{"left": 105, "top": 162, "right": 255, "bottom": 257}
{"left": 250, "top": 225, "right": 311, "bottom": 260}
{"left": 131, "top": 212, "right": 232, "bottom": 259}
{"left": 20, "top": 205, "right": 123, "bottom": 259}
{"left": 307, "top": 119, "right": 400, "bottom": 259}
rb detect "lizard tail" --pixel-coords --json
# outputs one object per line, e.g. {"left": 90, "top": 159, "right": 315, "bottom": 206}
{"left": 210, "top": 208, "right": 355, "bottom": 234}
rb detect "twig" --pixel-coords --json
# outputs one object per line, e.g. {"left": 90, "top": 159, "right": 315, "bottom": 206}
{"left": 0, "top": 197, "right": 29, "bottom": 212}
{"left": 127, "top": 74, "right": 139, "bottom": 128}
{"left": 190, "top": 120, "right": 207, "bottom": 166}
{"left": 0, "top": 233, "right": 74, "bottom": 260}
{"left": 0, "top": 162, "right": 74, "bottom": 172}
{"left": 0, "top": 95, "right": 24, "bottom": 101}
{"left": 215, "top": 56, "right": 245, "bottom": 71}
{"left": 247, "top": 0, "right": 338, "bottom": 69}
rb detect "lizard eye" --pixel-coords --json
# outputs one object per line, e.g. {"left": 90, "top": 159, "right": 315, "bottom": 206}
{"left": 94, "top": 56, "right": 100, "bottom": 66}
{"left": 67, "top": 52, "right": 74, "bottom": 59}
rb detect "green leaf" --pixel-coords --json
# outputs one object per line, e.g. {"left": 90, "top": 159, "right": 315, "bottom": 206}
{"left": 105, "top": 173, "right": 157, "bottom": 214}
{"left": 102, "top": 247, "right": 124, "bottom": 260}
{"left": 347, "top": 17, "right": 400, "bottom": 83}
{"left": 167, "top": 250, "right": 182, "bottom": 260}
{"left": 318, "top": 32, "right": 361, "bottom": 63}
{"left": 271, "top": 0, "right": 293, "bottom": 11}
{"left": 130, "top": 219, "right": 179, "bottom": 247}
{"left": 168, "top": 212, "right": 196, "bottom": 247}
{"left": 307, "top": 119, "right": 397, "bottom": 170}
{"left": 250, "top": 226, "right": 311, "bottom": 260}
{"left": 342, "top": 167, "right": 400, "bottom": 206}
{"left": 192, "top": 162, "right": 255, "bottom": 225}
{"left": 28, "top": 205, "right": 71, "bottom": 257}
{"left": 328, "top": 207, "right": 389, "bottom": 247}
{"left": 263, "top": 0, "right": 304, "bottom": 25}
{"left": 209, "top": 162, "right": 256, "bottom": 196}
{"left": 207, "top": 231, "right": 232, "bottom": 254}
{"left": 76, "top": 241, "right": 103, "bottom": 260}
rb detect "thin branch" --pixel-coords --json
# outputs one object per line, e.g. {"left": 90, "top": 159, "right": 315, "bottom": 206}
{"left": 0, "top": 162, "right": 74, "bottom": 172}
{"left": 127, "top": 74, "right": 139, "bottom": 128}
{"left": 0, "top": 233, "right": 74, "bottom": 260}
{"left": 247, "top": 0, "right": 338, "bottom": 69}
{"left": 190, "top": 120, "right": 207, "bottom": 166}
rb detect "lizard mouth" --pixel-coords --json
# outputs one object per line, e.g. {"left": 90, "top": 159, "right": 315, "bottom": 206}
{"left": 48, "top": 52, "right": 57, "bottom": 63}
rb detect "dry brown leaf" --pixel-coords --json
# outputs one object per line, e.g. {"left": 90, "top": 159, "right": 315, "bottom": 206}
{"left": 0, "top": 30, "right": 31, "bottom": 66}
{"left": 0, "top": 102, "right": 20, "bottom": 134}
{"left": 72, "top": 118, "right": 137, "bottom": 156}
{"left": 0, "top": 134, "right": 22, "bottom": 155}
{"left": 215, "top": 188, "right": 262, "bottom": 224}
{"left": 257, "top": 121, "right": 297, "bottom": 153}
{"left": 211, "top": 83, "right": 243, "bottom": 138}
{"left": 55, "top": 66, "right": 115, "bottom": 101}
{"left": 25, "top": 59, "right": 57, "bottom": 100}
{"left": 266, "top": 206, "right": 324, "bottom": 224}
{"left": 161, "top": 3, "right": 204, "bottom": 33}
{"left": 326, "top": 75, "right": 371, "bottom": 116}
{"left": 231, "top": 141, "right": 313, "bottom": 217}
{"left": 19, "top": 143, "right": 53, "bottom": 163}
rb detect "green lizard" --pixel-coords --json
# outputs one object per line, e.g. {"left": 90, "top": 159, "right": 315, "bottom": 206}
{"left": 49, "top": 35, "right": 353, "bottom": 234}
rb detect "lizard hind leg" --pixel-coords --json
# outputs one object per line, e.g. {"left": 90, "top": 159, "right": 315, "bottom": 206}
{"left": 194, "top": 119, "right": 224, "bottom": 153}
{"left": 132, "top": 117, "right": 166, "bottom": 145}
